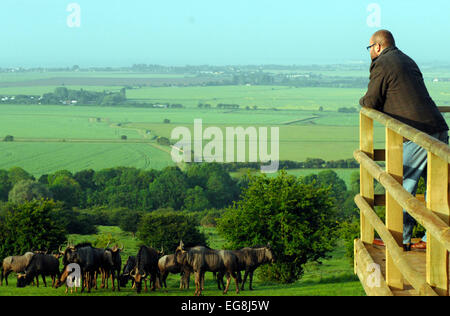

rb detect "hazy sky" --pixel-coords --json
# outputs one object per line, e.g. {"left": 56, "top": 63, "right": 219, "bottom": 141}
{"left": 0, "top": 0, "right": 449, "bottom": 67}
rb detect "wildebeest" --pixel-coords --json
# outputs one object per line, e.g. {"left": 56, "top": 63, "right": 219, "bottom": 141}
{"left": 219, "top": 244, "right": 274, "bottom": 291}
{"left": 158, "top": 254, "right": 192, "bottom": 290}
{"left": 16, "top": 253, "right": 60, "bottom": 288}
{"left": 119, "top": 256, "right": 136, "bottom": 288}
{"left": 101, "top": 244, "right": 123, "bottom": 291}
{"left": 56, "top": 242, "right": 105, "bottom": 293}
{"left": 132, "top": 246, "right": 160, "bottom": 294}
{"left": 1, "top": 252, "right": 34, "bottom": 286}
{"left": 175, "top": 241, "right": 241, "bottom": 296}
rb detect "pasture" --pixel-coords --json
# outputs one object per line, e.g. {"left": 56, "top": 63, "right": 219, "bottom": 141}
{"left": 0, "top": 104, "right": 378, "bottom": 177}
{"left": 0, "top": 226, "right": 365, "bottom": 296}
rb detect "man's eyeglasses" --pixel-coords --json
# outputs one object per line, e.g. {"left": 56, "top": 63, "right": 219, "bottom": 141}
{"left": 366, "top": 44, "right": 376, "bottom": 52}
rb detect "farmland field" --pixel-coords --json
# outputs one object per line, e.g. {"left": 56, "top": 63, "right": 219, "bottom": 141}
{"left": 0, "top": 104, "right": 384, "bottom": 176}
{"left": 231, "top": 168, "right": 359, "bottom": 189}
{"left": 0, "top": 68, "right": 448, "bottom": 178}
{"left": 0, "top": 226, "right": 365, "bottom": 296}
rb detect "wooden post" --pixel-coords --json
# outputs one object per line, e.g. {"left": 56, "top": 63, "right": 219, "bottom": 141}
{"left": 385, "top": 128, "right": 404, "bottom": 290}
{"left": 426, "top": 152, "right": 449, "bottom": 296}
{"left": 360, "top": 112, "right": 374, "bottom": 244}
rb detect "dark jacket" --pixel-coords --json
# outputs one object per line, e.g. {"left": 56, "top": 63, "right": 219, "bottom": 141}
{"left": 359, "top": 46, "right": 448, "bottom": 134}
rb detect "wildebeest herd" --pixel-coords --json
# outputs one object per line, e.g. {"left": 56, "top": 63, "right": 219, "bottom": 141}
{"left": 0, "top": 241, "right": 274, "bottom": 296}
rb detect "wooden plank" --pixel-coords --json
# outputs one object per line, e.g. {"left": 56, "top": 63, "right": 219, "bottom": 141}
{"left": 360, "top": 107, "right": 450, "bottom": 164}
{"left": 354, "top": 239, "right": 394, "bottom": 296}
{"left": 426, "top": 152, "right": 450, "bottom": 296}
{"left": 360, "top": 113, "right": 374, "bottom": 244}
{"left": 354, "top": 149, "right": 450, "bottom": 252}
{"left": 355, "top": 194, "right": 437, "bottom": 295}
{"left": 373, "top": 194, "right": 422, "bottom": 206}
{"left": 385, "top": 128, "right": 404, "bottom": 290}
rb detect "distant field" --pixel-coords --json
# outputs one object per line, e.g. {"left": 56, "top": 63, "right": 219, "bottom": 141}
{"left": 0, "top": 67, "right": 448, "bottom": 176}
{"left": 0, "top": 104, "right": 393, "bottom": 176}
{"left": 126, "top": 85, "right": 366, "bottom": 110}
{"left": 0, "top": 72, "right": 197, "bottom": 83}
{"left": 231, "top": 169, "right": 359, "bottom": 189}
{"left": 0, "top": 142, "right": 174, "bottom": 177}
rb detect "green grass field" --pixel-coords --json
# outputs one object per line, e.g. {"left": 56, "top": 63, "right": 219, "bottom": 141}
{"left": 0, "top": 104, "right": 380, "bottom": 176}
{"left": 0, "top": 226, "right": 365, "bottom": 296}
{"left": 231, "top": 169, "right": 359, "bottom": 189}
{"left": 0, "top": 69, "right": 448, "bottom": 177}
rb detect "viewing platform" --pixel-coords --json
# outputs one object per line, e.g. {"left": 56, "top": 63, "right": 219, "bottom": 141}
{"left": 354, "top": 107, "right": 450, "bottom": 296}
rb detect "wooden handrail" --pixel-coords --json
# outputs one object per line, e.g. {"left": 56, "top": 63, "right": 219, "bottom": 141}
{"left": 354, "top": 149, "right": 450, "bottom": 252}
{"left": 360, "top": 107, "right": 450, "bottom": 164}
{"left": 356, "top": 107, "right": 450, "bottom": 296}
{"left": 355, "top": 194, "right": 438, "bottom": 296}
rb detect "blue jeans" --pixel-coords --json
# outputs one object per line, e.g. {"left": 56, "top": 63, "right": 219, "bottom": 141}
{"left": 403, "top": 130, "right": 449, "bottom": 244}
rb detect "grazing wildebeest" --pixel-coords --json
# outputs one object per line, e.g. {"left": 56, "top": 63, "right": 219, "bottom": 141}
{"left": 230, "top": 244, "right": 275, "bottom": 291}
{"left": 1, "top": 252, "right": 34, "bottom": 286}
{"left": 16, "top": 253, "right": 60, "bottom": 288}
{"left": 56, "top": 242, "right": 104, "bottom": 293}
{"left": 132, "top": 246, "right": 160, "bottom": 294}
{"left": 99, "top": 243, "right": 123, "bottom": 291}
{"left": 175, "top": 241, "right": 241, "bottom": 296}
{"left": 119, "top": 256, "right": 136, "bottom": 288}
{"left": 158, "top": 254, "right": 192, "bottom": 290}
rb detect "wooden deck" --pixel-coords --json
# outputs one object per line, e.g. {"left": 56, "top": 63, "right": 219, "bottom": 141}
{"left": 354, "top": 239, "right": 450, "bottom": 296}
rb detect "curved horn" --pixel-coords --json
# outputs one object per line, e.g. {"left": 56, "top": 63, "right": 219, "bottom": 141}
{"left": 119, "top": 243, "right": 124, "bottom": 251}
{"left": 105, "top": 238, "right": 111, "bottom": 249}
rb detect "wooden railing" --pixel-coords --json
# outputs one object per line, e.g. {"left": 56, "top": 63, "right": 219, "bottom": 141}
{"left": 355, "top": 106, "right": 450, "bottom": 296}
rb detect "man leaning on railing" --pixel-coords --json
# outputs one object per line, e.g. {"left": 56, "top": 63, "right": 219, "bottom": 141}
{"left": 359, "top": 30, "right": 449, "bottom": 251}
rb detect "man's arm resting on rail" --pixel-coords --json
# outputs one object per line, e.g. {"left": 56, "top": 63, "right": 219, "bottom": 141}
{"left": 359, "top": 62, "right": 386, "bottom": 110}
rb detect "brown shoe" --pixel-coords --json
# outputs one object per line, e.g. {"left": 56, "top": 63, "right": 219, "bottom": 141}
{"left": 373, "top": 238, "right": 385, "bottom": 247}
{"left": 411, "top": 241, "right": 426, "bottom": 250}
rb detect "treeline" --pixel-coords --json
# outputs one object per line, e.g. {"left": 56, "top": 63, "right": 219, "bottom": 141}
{"left": 0, "top": 164, "right": 243, "bottom": 248}
{"left": 0, "top": 164, "right": 242, "bottom": 212}
{"left": 40, "top": 87, "right": 126, "bottom": 106}
{"left": 217, "top": 158, "right": 360, "bottom": 172}
{"left": 0, "top": 87, "right": 185, "bottom": 108}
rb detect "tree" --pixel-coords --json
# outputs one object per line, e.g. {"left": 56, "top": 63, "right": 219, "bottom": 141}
{"left": 0, "top": 200, "right": 67, "bottom": 259}
{"left": 113, "top": 208, "right": 142, "bottom": 237}
{"left": 8, "top": 180, "right": 52, "bottom": 204}
{"left": 148, "top": 167, "right": 188, "bottom": 210}
{"left": 8, "top": 167, "right": 34, "bottom": 186}
{"left": 48, "top": 174, "right": 82, "bottom": 208}
{"left": 137, "top": 209, "right": 207, "bottom": 252}
{"left": 183, "top": 186, "right": 211, "bottom": 212}
{"left": 54, "top": 87, "right": 69, "bottom": 100}
{"left": 217, "top": 170, "right": 337, "bottom": 283}
{"left": 0, "top": 170, "right": 12, "bottom": 201}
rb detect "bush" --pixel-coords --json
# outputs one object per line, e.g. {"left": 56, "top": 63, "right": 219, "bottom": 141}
{"left": 137, "top": 209, "right": 207, "bottom": 252}
{"left": 217, "top": 170, "right": 338, "bottom": 283}
{"left": 0, "top": 200, "right": 66, "bottom": 259}
{"left": 200, "top": 209, "right": 223, "bottom": 227}
{"left": 54, "top": 208, "right": 98, "bottom": 235}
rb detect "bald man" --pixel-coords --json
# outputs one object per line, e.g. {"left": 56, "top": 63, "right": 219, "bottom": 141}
{"left": 360, "top": 30, "right": 449, "bottom": 251}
